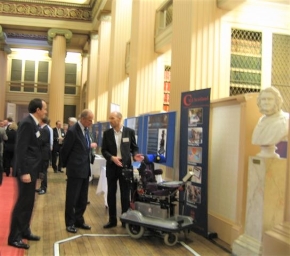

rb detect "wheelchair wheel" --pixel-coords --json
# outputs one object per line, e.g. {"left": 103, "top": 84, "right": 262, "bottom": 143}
{"left": 164, "top": 233, "right": 178, "bottom": 246}
{"left": 126, "top": 223, "right": 145, "bottom": 239}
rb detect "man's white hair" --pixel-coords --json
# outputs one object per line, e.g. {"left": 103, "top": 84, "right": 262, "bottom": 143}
{"left": 68, "top": 117, "right": 78, "bottom": 124}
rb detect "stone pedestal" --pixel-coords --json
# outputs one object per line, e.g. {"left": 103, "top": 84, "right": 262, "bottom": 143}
{"left": 232, "top": 156, "right": 286, "bottom": 255}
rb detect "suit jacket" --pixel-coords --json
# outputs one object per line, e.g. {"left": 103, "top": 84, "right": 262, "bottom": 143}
{"left": 14, "top": 115, "right": 42, "bottom": 181}
{"left": 40, "top": 125, "right": 51, "bottom": 161}
{"left": 4, "top": 127, "right": 17, "bottom": 152}
{"left": 0, "top": 127, "right": 8, "bottom": 155}
{"left": 60, "top": 122, "right": 91, "bottom": 178}
{"left": 53, "top": 127, "right": 65, "bottom": 149}
{"left": 101, "top": 126, "right": 139, "bottom": 178}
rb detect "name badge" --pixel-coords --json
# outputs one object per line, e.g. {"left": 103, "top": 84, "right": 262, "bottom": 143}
{"left": 36, "top": 131, "right": 40, "bottom": 138}
{"left": 123, "top": 137, "right": 129, "bottom": 142}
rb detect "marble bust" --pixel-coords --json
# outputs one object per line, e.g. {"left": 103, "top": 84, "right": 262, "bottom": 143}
{"left": 252, "top": 87, "right": 289, "bottom": 158}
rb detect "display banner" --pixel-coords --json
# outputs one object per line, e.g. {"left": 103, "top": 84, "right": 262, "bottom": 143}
{"left": 179, "top": 88, "right": 211, "bottom": 237}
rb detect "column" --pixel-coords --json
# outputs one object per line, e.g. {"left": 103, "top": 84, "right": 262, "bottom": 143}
{"left": 128, "top": 0, "right": 164, "bottom": 117}
{"left": 232, "top": 157, "right": 287, "bottom": 255}
{"left": 107, "top": 0, "right": 132, "bottom": 117}
{"left": 262, "top": 116, "right": 290, "bottom": 255}
{"left": 0, "top": 26, "right": 11, "bottom": 119}
{"left": 47, "top": 29, "right": 72, "bottom": 126}
{"left": 95, "top": 15, "right": 111, "bottom": 121}
{"left": 86, "top": 33, "right": 99, "bottom": 117}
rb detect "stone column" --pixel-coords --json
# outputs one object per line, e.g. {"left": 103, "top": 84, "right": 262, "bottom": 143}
{"left": 232, "top": 157, "right": 287, "bottom": 255}
{"left": 0, "top": 26, "right": 11, "bottom": 119}
{"left": 262, "top": 116, "right": 290, "bottom": 255}
{"left": 86, "top": 32, "right": 99, "bottom": 117}
{"left": 107, "top": 0, "right": 132, "bottom": 117}
{"left": 95, "top": 15, "right": 111, "bottom": 121}
{"left": 47, "top": 29, "right": 72, "bottom": 126}
{"left": 128, "top": 0, "right": 164, "bottom": 117}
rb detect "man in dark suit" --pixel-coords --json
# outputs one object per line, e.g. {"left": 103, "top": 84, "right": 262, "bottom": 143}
{"left": 8, "top": 98, "right": 47, "bottom": 250}
{"left": 52, "top": 120, "right": 65, "bottom": 173}
{"left": 61, "top": 109, "right": 95, "bottom": 233}
{"left": 35, "top": 116, "right": 51, "bottom": 195}
{"left": 101, "top": 111, "right": 144, "bottom": 228}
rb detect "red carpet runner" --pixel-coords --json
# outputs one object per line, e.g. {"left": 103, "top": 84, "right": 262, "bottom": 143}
{"left": 0, "top": 175, "right": 24, "bottom": 256}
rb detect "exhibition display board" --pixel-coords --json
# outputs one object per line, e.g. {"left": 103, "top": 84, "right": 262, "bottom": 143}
{"left": 125, "top": 112, "right": 176, "bottom": 167}
{"left": 179, "top": 88, "right": 211, "bottom": 237}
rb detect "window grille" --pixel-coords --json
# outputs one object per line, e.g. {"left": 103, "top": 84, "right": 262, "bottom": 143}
{"left": 230, "top": 28, "right": 262, "bottom": 96}
{"left": 272, "top": 34, "right": 290, "bottom": 112}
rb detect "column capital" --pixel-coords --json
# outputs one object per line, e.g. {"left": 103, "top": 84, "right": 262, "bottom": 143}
{"left": 97, "top": 11, "right": 111, "bottom": 22}
{"left": 47, "top": 28, "right": 73, "bottom": 45}
{"left": 0, "top": 25, "right": 11, "bottom": 54}
{"left": 90, "top": 32, "right": 98, "bottom": 40}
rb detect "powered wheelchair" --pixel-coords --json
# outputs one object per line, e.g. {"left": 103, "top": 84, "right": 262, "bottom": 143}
{"left": 120, "top": 156, "right": 195, "bottom": 246}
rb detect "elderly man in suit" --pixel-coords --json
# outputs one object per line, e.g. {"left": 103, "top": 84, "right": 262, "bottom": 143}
{"left": 8, "top": 98, "right": 47, "bottom": 250}
{"left": 61, "top": 109, "right": 95, "bottom": 233}
{"left": 101, "top": 111, "right": 144, "bottom": 229}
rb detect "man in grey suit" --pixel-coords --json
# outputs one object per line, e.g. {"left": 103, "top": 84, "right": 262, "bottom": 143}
{"left": 61, "top": 109, "right": 95, "bottom": 233}
{"left": 8, "top": 98, "right": 47, "bottom": 249}
{"left": 101, "top": 111, "right": 144, "bottom": 228}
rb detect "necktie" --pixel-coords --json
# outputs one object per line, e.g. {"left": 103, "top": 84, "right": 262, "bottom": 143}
{"left": 84, "top": 128, "right": 90, "bottom": 148}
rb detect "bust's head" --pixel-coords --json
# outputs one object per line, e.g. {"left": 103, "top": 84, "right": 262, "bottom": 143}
{"left": 257, "top": 87, "right": 283, "bottom": 116}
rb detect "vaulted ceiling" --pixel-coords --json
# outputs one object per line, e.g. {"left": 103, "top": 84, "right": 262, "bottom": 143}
{"left": 0, "top": 0, "right": 112, "bottom": 52}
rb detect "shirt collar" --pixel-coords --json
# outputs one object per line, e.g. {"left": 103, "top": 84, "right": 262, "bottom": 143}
{"left": 29, "top": 113, "right": 39, "bottom": 126}
{"left": 114, "top": 126, "right": 123, "bottom": 133}
{"left": 78, "top": 121, "right": 86, "bottom": 131}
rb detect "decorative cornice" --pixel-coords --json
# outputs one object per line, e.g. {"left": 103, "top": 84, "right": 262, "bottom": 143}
{"left": 0, "top": 1, "right": 92, "bottom": 21}
{"left": 0, "top": 0, "right": 96, "bottom": 8}
{"left": 6, "top": 32, "right": 47, "bottom": 41}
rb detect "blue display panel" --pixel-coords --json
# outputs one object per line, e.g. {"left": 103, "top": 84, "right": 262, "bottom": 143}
{"left": 125, "top": 112, "right": 176, "bottom": 167}
{"left": 144, "top": 112, "right": 175, "bottom": 167}
{"left": 124, "top": 116, "right": 145, "bottom": 154}
{"left": 91, "top": 122, "right": 110, "bottom": 144}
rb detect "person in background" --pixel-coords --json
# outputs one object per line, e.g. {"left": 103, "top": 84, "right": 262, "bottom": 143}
{"left": 8, "top": 98, "right": 47, "bottom": 250}
{"left": 35, "top": 116, "right": 51, "bottom": 195}
{"left": 0, "top": 120, "right": 8, "bottom": 185}
{"left": 52, "top": 120, "right": 65, "bottom": 173}
{"left": 61, "top": 109, "right": 96, "bottom": 233}
{"left": 101, "top": 111, "right": 144, "bottom": 229}
{"left": 68, "top": 117, "right": 78, "bottom": 128}
{"left": 3, "top": 122, "right": 18, "bottom": 177}
{"left": 63, "top": 123, "right": 69, "bottom": 135}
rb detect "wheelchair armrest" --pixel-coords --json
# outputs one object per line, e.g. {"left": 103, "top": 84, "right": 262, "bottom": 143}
{"left": 154, "top": 169, "right": 163, "bottom": 175}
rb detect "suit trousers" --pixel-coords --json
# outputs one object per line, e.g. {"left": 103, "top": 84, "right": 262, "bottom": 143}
{"left": 107, "top": 166, "right": 130, "bottom": 220}
{"left": 40, "top": 160, "right": 49, "bottom": 191}
{"left": 8, "top": 177, "right": 36, "bottom": 242}
{"left": 65, "top": 176, "right": 89, "bottom": 227}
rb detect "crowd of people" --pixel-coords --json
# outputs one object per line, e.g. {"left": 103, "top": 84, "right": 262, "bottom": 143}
{"left": 0, "top": 98, "right": 144, "bottom": 250}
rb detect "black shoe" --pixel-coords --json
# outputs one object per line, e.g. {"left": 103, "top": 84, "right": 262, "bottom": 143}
{"left": 58, "top": 169, "right": 64, "bottom": 173}
{"left": 22, "top": 234, "right": 41, "bottom": 241}
{"left": 75, "top": 223, "right": 91, "bottom": 230}
{"left": 38, "top": 190, "right": 46, "bottom": 195}
{"left": 8, "top": 240, "right": 30, "bottom": 249}
{"left": 35, "top": 188, "right": 41, "bottom": 193}
{"left": 66, "top": 225, "right": 77, "bottom": 233}
{"left": 103, "top": 221, "right": 117, "bottom": 229}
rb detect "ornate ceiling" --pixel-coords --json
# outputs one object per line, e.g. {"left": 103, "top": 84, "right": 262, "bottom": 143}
{"left": 0, "top": 0, "right": 111, "bottom": 52}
